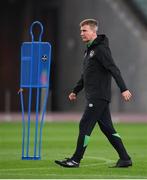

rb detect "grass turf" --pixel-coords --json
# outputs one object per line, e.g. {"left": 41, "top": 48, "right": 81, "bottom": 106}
{"left": 0, "top": 121, "right": 147, "bottom": 179}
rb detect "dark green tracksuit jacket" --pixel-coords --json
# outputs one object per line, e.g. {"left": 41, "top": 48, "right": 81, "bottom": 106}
{"left": 73, "top": 34, "right": 127, "bottom": 102}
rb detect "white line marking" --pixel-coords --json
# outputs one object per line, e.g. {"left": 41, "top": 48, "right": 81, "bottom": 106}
{"left": 86, "top": 156, "right": 115, "bottom": 162}
{"left": 0, "top": 156, "right": 146, "bottom": 179}
{"left": 0, "top": 156, "right": 114, "bottom": 172}
{"left": 0, "top": 167, "right": 53, "bottom": 172}
{"left": 0, "top": 172, "right": 146, "bottom": 179}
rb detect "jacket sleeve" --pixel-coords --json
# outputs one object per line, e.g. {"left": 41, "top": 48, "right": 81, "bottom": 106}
{"left": 98, "top": 47, "right": 127, "bottom": 92}
{"left": 72, "top": 74, "right": 84, "bottom": 95}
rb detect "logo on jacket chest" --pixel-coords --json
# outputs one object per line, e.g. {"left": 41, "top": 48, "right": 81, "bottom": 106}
{"left": 89, "top": 50, "right": 95, "bottom": 57}
{"left": 84, "top": 50, "right": 95, "bottom": 58}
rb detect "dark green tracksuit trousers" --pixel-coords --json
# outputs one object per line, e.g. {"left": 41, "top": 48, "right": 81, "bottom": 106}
{"left": 71, "top": 100, "right": 130, "bottom": 163}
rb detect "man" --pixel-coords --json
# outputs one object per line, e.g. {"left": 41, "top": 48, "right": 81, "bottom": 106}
{"left": 55, "top": 19, "right": 132, "bottom": 168}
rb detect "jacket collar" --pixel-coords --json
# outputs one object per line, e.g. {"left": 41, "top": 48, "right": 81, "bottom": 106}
{"left": 87, "top": 34, "right": 109, "bottom": 49}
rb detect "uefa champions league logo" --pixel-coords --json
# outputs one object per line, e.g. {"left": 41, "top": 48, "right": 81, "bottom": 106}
{"left": 42, "top": 55, "right": 48, "bottom": 61}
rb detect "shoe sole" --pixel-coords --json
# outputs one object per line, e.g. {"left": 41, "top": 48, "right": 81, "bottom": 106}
{"left": 54, "top": 160, "right": 63, "bottom": 166}
{"left": 54, "top": 160, "right": 79, "bottom": 168}
{"left": 110, "top": 162, "right": 132, "bottom": 168}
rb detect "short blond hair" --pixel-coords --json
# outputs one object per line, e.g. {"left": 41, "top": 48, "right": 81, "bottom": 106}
{"left": 80, "top": 19, "right": 98, "bottom": 32}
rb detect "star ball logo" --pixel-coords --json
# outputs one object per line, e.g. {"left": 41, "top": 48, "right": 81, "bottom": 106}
{"left": 42, "top": 55, "right": 48, "bottom": 62}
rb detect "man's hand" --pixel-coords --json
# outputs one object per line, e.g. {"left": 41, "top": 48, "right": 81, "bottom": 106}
{"left": 121, "top": 90, "right": 132, "bottom": 101}
{"left": 69, "top": 92, "right": 77, "bottom": 101}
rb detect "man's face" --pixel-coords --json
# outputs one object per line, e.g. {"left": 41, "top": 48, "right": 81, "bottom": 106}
{"left": 80, "top": 25, "right": 96, "bottom": 43}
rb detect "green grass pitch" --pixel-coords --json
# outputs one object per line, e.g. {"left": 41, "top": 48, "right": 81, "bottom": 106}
{"left": 0, "top": 121, "right": 147, "bottom": 179}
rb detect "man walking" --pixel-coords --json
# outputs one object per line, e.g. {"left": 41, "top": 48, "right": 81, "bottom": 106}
{"left": 55, "top": 19, "right": 132, "bottom": 168}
